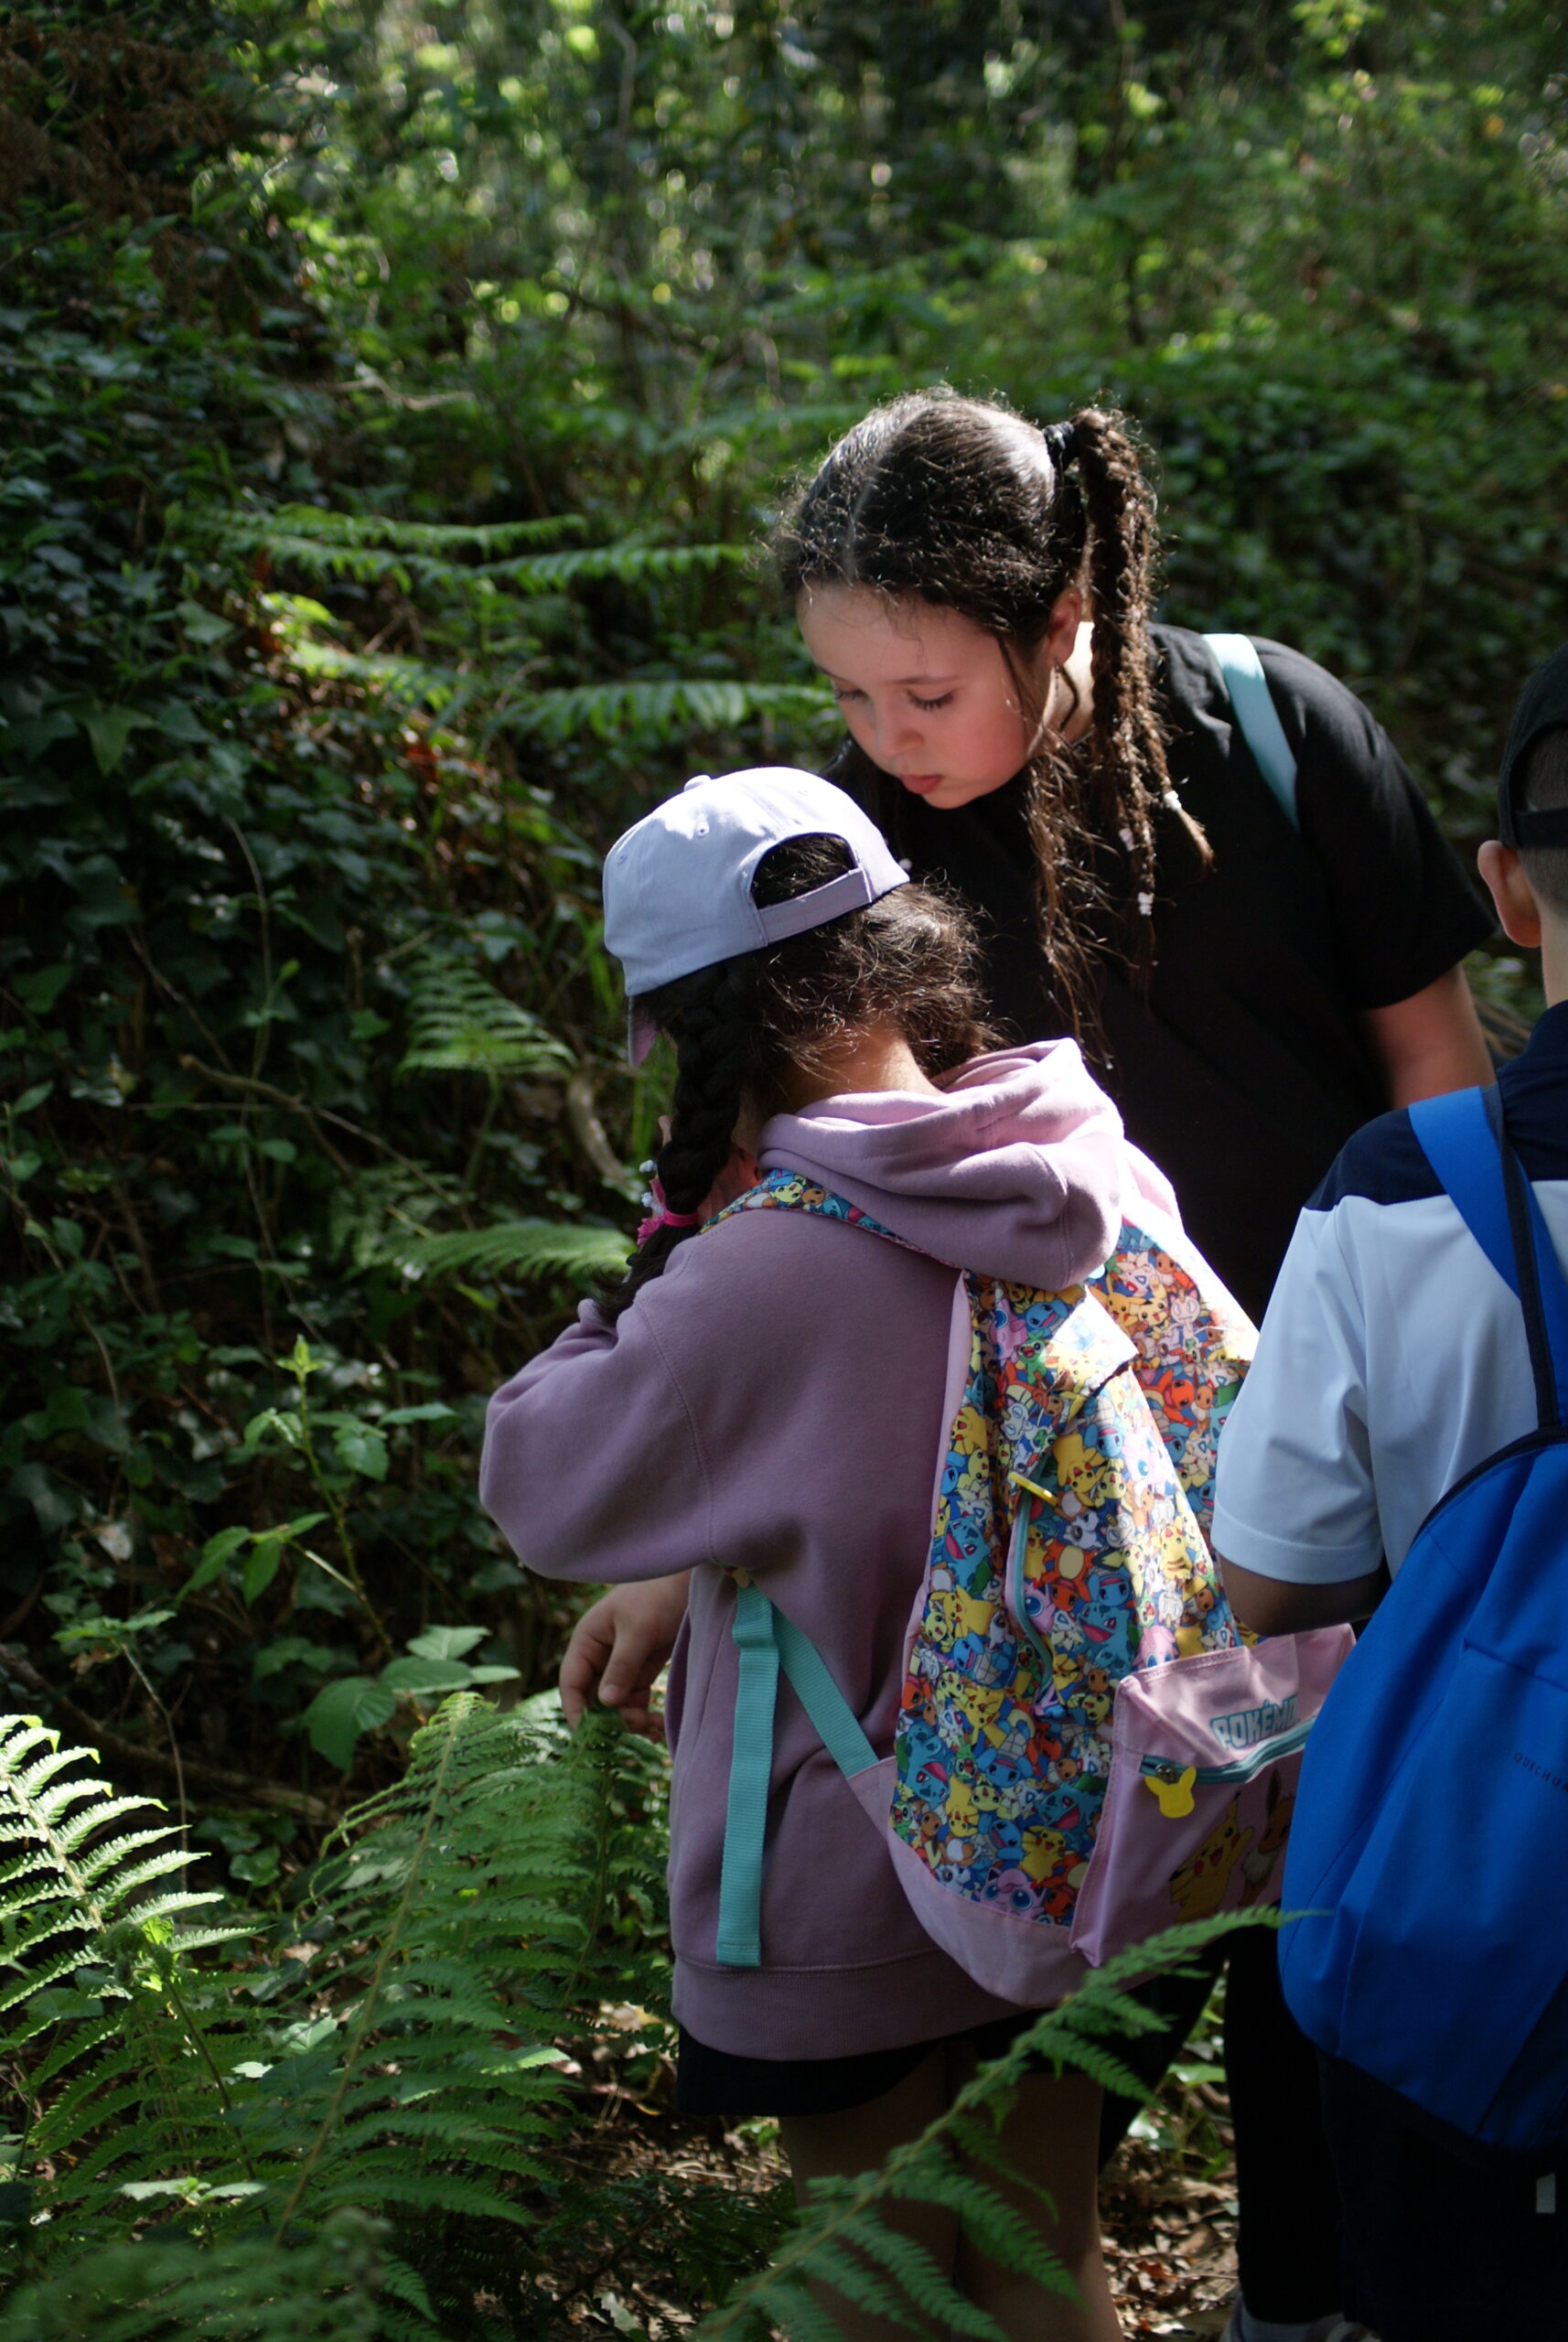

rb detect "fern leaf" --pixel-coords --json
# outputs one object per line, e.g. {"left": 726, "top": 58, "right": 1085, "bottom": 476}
{"left": 0, "top": 2208, "right": 396, "bottom": 2341}
{"left": 754, "top": 2279, "right": 873, "bottom": 2342}
{"left": 474, "top": 538, "right": 747, "bottom": 595}
{"left": 265, "top": 504, "right": 585, "bottom": 555}
{"left": 56, "top": 1810, "right": 182, "bottom": 1866}
{"left": 504, "top": 676, "right": 831, "bottom": 741}
{"left": 397, "top": 954, "right": 573, "bottom": 1079}
{"left": 896, "top": 2164, "right": 1076, "bottom": 2296}
{"left": 834, "top": 2214, "right": 972, "bottom": 2333}
{"left": 400, "top": 1218, "right": 631, "bottom": 1285}
{"left": 781, "top": 2236, "right": 914, "bottom": 2326}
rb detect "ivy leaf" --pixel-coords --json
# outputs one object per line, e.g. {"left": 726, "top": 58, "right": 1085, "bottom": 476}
{"left": 81, "top": 704, "right": 154, "bottom": 777}
{"left": 302, "top": 1678, "right": 397, "bottom": 1770}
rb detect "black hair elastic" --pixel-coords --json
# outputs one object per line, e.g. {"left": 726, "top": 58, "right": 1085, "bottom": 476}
{"left": 1041, "top": 419, "right": 1079, "bottom": 474}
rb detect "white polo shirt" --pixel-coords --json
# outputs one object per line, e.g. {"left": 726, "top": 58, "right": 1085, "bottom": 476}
{"left": 1213, "top": 1002, "right": 1568, "bottom": 1585}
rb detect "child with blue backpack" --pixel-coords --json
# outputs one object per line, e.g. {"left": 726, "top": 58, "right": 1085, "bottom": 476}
{"left": 482, "top": 766, "right": 1262, "bottom": 2342}
{"left": 1212, "top": 644, "right": 1568, "bottom": 2340}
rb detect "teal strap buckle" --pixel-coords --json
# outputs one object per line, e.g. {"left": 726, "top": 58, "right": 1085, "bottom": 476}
{"left": 1205, "top": 632, "right": 1299, "bottom": 832}
{"left": 715, "top": 1580, "right": 879, "bottom": 1970}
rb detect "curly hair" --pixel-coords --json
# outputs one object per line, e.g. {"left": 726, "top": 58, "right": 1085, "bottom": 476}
{"left": 602, "top": 833, "right": 993, "bottom": 1320}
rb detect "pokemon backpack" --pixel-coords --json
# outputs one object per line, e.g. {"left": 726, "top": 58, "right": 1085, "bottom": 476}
{"left": 1280, "top": 1085, "right": 1568, "bottom": 2153}
{"left": 708, "top": 1170, "right": 1351, "bottom": 2005}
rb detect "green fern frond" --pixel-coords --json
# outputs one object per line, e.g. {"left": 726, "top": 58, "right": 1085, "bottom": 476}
{"left": 472, "top": 538, "right": 746, "bottom": 594}
{"left": 697, "top": 1911, "right": 1277, "bottom": 2342}
{"left": 399, "top": 1217, "right": 631, "bottom": 1285}
{"left": 222, "top": 504, "right": 586, "bottom": 593}
{"left": 274, "top": 635, "right": 460, "bottom": 707}
{"left": 834, "top": 2215, "right": 967, "bottom": 2332}
{"left": 397, "top": 955, "right": 574, "bottom": 1079}
{"left": 504, "top": 676, "right": 832, "bottom": 741}
{"left": 266, "top": 506, "right": 585, "bottom": 554}
{"left": 227, "top": 511, "right": 730, "bottom": 605}
{"left": 0, "top": 1697, "right": 676, "bottom": 2322}
{"left": 0, "top": 2208, "right": 396, "bottom": 2341}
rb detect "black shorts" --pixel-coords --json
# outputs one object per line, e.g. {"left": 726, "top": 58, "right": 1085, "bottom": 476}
{"left": 1318, "top": 2052, "right": 1568, "bottom": 2342}
{"left": 677, "top": 2009, "right": 1052, "bottom": 2120}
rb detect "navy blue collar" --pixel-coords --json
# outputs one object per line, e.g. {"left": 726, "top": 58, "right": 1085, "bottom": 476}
{"left": 1510, "top": 997, "right": 1568, "bottom": 1077}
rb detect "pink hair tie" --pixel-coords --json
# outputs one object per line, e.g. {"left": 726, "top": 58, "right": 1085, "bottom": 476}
{"left": 635, "top": 1170, "right": 703, "bottom": 1250}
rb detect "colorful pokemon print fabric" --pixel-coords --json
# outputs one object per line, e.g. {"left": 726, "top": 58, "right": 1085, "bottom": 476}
{"left": 717, "top": 1169, "right": 1251, "bottom": 1931}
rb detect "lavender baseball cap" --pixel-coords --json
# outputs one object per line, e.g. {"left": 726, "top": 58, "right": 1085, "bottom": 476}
{"left": 602, "top": 768, "right": 909, "bottom": 1065}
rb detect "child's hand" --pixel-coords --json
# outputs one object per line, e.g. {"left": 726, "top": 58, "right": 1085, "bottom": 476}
{"left": 558, "top": 1572, "right": 692, "bottom": 1739}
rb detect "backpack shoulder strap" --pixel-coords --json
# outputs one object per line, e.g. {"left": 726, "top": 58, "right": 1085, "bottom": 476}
{"left": 715, "top": 1579, "right": 878, "bottom": 1969}
{"left": 709, "top": 1166, "right": 916, "bottom": 1251}
{"left": 1204, "top": 632, "right": 1300, "bottom": 833}
{"left": 1408, "top": 1084, "right": 1568, "bottom": 1429}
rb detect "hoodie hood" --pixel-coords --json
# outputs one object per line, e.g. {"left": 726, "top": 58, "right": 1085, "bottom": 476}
{"left": 758, "top": 1039, "right": 1166, "bottom": 1289}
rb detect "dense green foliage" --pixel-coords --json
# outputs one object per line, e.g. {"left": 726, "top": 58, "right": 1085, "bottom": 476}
{"left": 0, "top": 1698, "right": 777, "bottom": 2337}
{"left": 0, "top": 1, "right": 1564, "bottom": 2326}
{"left": 4, "top": 0, "right": 1563, "bottom": 1841}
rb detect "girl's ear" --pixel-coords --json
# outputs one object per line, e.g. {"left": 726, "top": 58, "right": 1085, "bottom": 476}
{"left": 1042, "top": 586, "right": 1083, "bottom": 666}
{"left": 1478, "top": 840, "right": 1543, "bottom": 950}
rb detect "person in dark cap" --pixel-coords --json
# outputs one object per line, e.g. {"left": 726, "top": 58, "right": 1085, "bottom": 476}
{"left": 1209, "top": 642, "right": 1568, "bottom": 2342}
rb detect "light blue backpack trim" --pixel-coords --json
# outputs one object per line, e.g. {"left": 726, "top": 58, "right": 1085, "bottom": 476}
{"left": 715, "top": 1580, "right": 878, "bottom": 1968}
{"left": 1204, "top": 632, "right": 1299, "bottom": 833}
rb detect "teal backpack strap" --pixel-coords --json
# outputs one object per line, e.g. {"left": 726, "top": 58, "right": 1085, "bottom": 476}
{"left": 1204, "top": 632, "right": 1300, "bottom": 833}
{"left": 715, "top": 1581, "right": 782, "bottom": 1967}
{"left": 774, "top": 1610, "right": 879, "bottom": 1778}
{"left": 715, "top": 1580, "right": 879, "bottom": 1969}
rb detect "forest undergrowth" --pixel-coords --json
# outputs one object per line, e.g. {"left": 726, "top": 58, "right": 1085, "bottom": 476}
{"left": 1, "top": 0, "right": 1564, "bottom": 2331}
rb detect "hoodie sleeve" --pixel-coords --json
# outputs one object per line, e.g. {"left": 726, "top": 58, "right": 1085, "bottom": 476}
{"left": 480, "top": 1292, "right": 716, "bottom": 1584}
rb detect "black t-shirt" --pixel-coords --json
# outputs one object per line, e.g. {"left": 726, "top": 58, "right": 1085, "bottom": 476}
{"left": 875, "top": 624, "right": 1493, "bottom": 1319}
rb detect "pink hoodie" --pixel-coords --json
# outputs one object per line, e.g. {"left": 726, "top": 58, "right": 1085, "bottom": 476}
{"left": 480, "top": 1041, "right": 1178, "bottom": 2060}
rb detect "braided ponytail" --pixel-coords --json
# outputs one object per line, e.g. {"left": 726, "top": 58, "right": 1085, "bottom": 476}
{"left": 1070, "top": 407, "right": 1210, "bottom": 978}
{"left": 603, "top": 956, "right": 758, "bottom": 1322}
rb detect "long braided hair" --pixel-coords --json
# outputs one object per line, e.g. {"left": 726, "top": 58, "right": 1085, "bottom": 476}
{"left": 602, "top": 833, "right": 993, "bottom": 1321}
{"left": 772, "top": 390, "right": 1210, "bottom": 1030}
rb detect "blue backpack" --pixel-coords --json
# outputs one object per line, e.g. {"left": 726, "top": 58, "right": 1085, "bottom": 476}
{"left": 1278, "top": 1081, "right": 1568, "bottom": 2154}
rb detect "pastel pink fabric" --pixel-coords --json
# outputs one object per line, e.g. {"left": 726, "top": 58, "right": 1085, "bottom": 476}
{"left": 480, "top": 1041, "right": 1183, "bottom": 2059}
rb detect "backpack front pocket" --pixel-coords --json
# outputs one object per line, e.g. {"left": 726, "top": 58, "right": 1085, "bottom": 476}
{"left": 1069, "top": 1628, "right": 1352, "bottom": 1967}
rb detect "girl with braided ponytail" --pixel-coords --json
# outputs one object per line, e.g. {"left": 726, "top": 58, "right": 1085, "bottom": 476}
{"left": 778, "top": 392, "right": 1497, "bottom": 2342}
{"left": 779, "top": 389, "right": 1494, "bottom": 1321}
